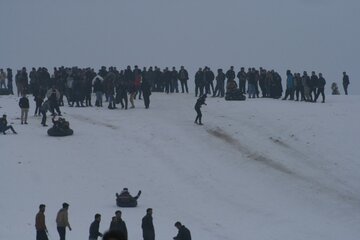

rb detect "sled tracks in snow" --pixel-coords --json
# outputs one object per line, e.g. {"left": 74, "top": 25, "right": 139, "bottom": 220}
{"left": 206, "top": 127, "right": 294, "bottom": 175}
{"left": 207, "top": 127, "right": 360, "bottom": 206}
{"left": 69, "top": 113, "right": 118, "bottom": 130}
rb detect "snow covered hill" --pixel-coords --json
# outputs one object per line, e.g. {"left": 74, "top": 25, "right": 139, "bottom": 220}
{"left": 0, "top": 94, "right": 359, "bottom": 240}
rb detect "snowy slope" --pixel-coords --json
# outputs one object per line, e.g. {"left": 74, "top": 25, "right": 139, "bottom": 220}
{"left": 0, "top": 94, "right": 359, "bottom": 240}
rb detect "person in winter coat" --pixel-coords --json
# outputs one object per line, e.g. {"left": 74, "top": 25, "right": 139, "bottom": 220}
{"left": 141, "top": 78, "right": 152, "bottom": 109}
{"left": 294, "top": 73, "right": 304, "bottom": 101}
{"left": 194, "top": 68, "right": 204, "bottom": 97}
{"left": 0, "top": 114, "right": 17, "bottom": 134}
{"left": 282, "top": 70, "right": 295, "bottom": 100}
{"left": 173, "top": 222, "right": 191, "bottom": 240}
{"left": 7, "top": 68, "right": 14, "bottom": 95}
{"left": 34, "top": 94, "right": 44, "bottom": 116}
{"left": 194, "top": 94, "right": 207, "bottom": 125}
{"left": 213, "top": 69, "right": 225, "bottom": 97}
{"left": 0, "top": 69, "right": 7, "bottom": 89}
{"left": 109, "top": 211, "right": 127, "bottom": 240}
{"left": 93, "top": 77, "right": 104, "bottom": 107}
{"left": 237, "top": 67, "right": 247, "bottom": 94}
{"left": 225, "top": 66, "right": 235, "bottom": 83}
{"left": 40, "top": 100, "right": 50, "bottom": 126}
{"left": 178, "top": 66, "right": 189, "bottom": 93}
{"left": 46, "top": 86, "right": 61, "bottom": 115}
{"left": 19, "top": 93, "right": 30, "bottom": 124}
{"left": 56, "top": 203, "right": 72, "bottom": 240}
{"left": 35, "top": 204, "right": 48, "bottom": 240}
{"left": 343, "top": 72, "right": 350, "bottom": 95}
{"left": 310, "top": 71, "right": 319, "bottom": 101}
{"left": 314, "top": 73, "right": 326, "bottom": 103}
{"left": 170, "top": 67, "right": 179, "bottom": 93}
{"left": 142, "top": 208, "right": 155, "bottom": 240}
{"left": 204, "top": 67, "right": 215, "bottom": 95}
{"left": 302, "top": 71, "right": 311, "bottom": 101}
{"left": 89, "top": 214, "right": 103, "bottom": 240}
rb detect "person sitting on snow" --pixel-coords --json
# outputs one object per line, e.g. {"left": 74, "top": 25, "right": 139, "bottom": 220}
{"left": 116, "top": 188, "right": 141, "bottom": 207}
{"left": 0, "top": 114, "right": 17, "bottom": 135}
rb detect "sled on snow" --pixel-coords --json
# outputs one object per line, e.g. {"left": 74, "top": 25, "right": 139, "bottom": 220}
{"left": 225, "top": 90, "right": 246, "bottom": 101}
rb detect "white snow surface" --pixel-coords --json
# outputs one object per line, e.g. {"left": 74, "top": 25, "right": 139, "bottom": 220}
{"left": 0, "top": 94, "right": 359, "bottom": 240}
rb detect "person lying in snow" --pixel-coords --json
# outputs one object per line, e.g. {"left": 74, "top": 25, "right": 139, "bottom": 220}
{"left": 116, "top": 188, "right": 141, "bottom": 207}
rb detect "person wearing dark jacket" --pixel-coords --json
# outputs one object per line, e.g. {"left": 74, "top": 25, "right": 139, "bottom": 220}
{"left": 194, "top": 94, "right": 207, "bottom": 125}
{"left": 173, "top": 222, "right": 191, "bottom": 240}
{"left": 343, "top": 72, "right": 350, "bottom": 95}
{"left": 7, "top": 68, "right": 14, "bottom": 95}
{"left": 314, "top": 73, "right": 326, "bottom": 103}
{"left": 142, "top": 208, "right": 155, "bottom": 240}
{"left": 34, "top": 94, "right": 44, "bottom": 116}
{"left": 109, "top": 211, "right": 127, "bottom": 240}
{"left": 40, "top": 100, "right": 50, "bottom": 126}
{"left": 194, "top": 68, "right": 204, "bottom": 97}
{"left": 178, "top": 66, "right": 189, "bottom": 93}
{"left": 225, "top": 66, "right": 235, "bottom": 83}
{"left": 0, "top": 114, "right": 17, "bottom": 134}
{"left": 213, "top": 69, "right": 225, "bottom": 97}
{"left": 93, "top": 77, "right": 104, "bottom": 107}
{"left": 89, "top": 214, "right": 103, "bottom": 240}
{"left": 19, "top": 94, "right": 30, "bottom": 124}
{"left": 141, "top": 79, "right": 152, "bottom": 109}
{"left": 35, "top": 204, "right": 48, "bottom": 240}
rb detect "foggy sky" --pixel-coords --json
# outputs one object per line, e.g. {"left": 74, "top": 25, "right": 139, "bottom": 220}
{"left": 1, "top": 0, "right": 359, "bottom": 93}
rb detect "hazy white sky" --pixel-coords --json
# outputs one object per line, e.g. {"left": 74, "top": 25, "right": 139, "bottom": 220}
{"left": 1, "top": 0, "right": 359, "bottom": 93}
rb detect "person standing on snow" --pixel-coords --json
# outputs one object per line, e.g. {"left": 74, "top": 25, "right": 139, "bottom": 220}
{"left": 19, "top": 93, "right": 30, "bottom": 124}
{"left": 194, "top": 94, "right": 207, "bottom": 125}
{"left": 35, "top": 204, "right": 48, "bottom": 240}
{"left": 56, "top": 202, "right": 72, "bottom": 240}
{"left": 142, "top": 208, "right": 155, "bottom": 240}
{"left": 109, "top": 210, "right": 128, "bottom": 240}
{"left": 89, "top": 213, "right": 103, "bottom": 240}
{"left": 173, "top": 222, "right": 191, "bottom": 240}
{"left": 342, "top": 72, "right": 350, "bottom": 95}
{"left": 314, "top": 73, "right": 326, "bottom": 103}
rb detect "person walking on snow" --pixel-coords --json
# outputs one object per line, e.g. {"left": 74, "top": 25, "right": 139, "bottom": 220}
{"left": 56, "top": 202, "right": 72, "bottom": 240}
{"left": 194, "top": 94, "right": 207, "bottom": 125}
{"left": 142, "top": 208, "right": 155, "bottom": 240}
{"left": 89, "top": 213, "right": 103, "bottom": 240}
{"left": 35, "top": 204, "right": 48, "bottom": 240}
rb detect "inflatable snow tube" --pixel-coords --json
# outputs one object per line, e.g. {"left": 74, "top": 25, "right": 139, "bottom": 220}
{"left": 225, "top": 90, "right": 246, "bottom": 101}
{"left": 116, "top": 198, "right": 138, "bottom": 208}
{"left": 0, "top": 89, "right": 10, "bottom": 95}
{"left": 47, "top": 127, "right": 74, "bottom": 137}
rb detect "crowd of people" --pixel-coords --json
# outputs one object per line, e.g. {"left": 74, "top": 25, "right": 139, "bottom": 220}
{"left": 35, "top": 201, "right": 191, "bottom": 240}
{"left": 0, "top": 65, "right": 352, "bottom": 131}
